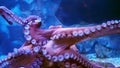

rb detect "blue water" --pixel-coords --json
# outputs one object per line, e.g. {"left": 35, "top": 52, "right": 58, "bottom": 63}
{"left": 0, "top": 0, "right": 120, "bottom": 67}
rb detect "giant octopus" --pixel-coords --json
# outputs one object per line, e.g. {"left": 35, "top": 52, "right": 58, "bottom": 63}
{"left": 0, "top": 6, "right": 120, "bottom": 68}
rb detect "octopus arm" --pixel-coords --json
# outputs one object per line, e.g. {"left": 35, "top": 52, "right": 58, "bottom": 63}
{"left": 51, "top": 21, "right": 120, "bottom": 47}
{"left": 0, "top": 43, "right": 37, "bottom": 68}
{"left": 0, "top": 6, "right": 24, "bottom": 25}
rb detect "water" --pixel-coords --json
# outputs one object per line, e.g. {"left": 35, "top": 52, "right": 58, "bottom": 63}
{"left": 0, "top": 0, "right": 120, "bottom": 67}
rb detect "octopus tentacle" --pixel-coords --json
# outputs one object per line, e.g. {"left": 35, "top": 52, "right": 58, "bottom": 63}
{"left": 0, "top": 6, "right": 24, "bottom": 25}
{"left": 0, "top": 44, "right": 43, "bottom": 68}
{"left": 0, "top": 44, "right": 32, "bottom": 67}
{"left": 50, "top": 20, "right": 120, "bottom": 47}
{"left": 41, "top": 46, "right": 101, "bottom": 68}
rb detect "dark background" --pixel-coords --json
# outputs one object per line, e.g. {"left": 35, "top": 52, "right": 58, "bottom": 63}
{"left": 56, "top": 0, "right": 120, "bottom": 25}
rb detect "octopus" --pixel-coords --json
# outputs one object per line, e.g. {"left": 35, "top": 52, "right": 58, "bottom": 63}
{"left": 0, "top": 6, "right": 120, "bottom": 68}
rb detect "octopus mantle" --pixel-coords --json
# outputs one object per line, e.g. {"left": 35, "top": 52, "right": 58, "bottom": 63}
{"left": 0, "top": 6, "right": 120, "bottom": 68}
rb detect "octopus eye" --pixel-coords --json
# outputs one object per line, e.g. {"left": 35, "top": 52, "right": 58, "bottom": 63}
{"left": 25, "top": 15, "right": 42, "bottom": 27}
{"left": 33, "top": 19, "right": 42, "bottom": 27}
{"left": 35, "top": 19, "right": 41, "bottom": 23}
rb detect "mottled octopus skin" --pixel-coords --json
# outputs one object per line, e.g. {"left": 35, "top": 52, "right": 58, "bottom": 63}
{"left": 0, "top": 6, "right": 119, "bottom": 68}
